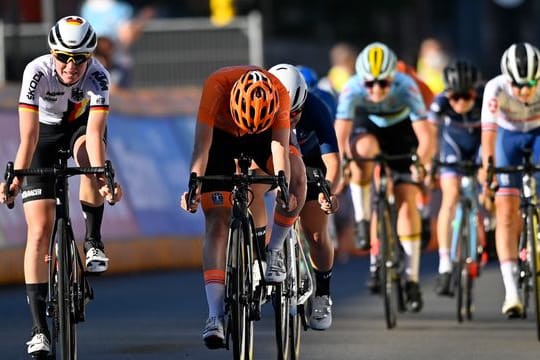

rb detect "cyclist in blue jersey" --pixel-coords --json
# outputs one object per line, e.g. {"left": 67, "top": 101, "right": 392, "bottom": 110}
{"left": 269, "top": 64, "right": 340, "bottom": 330}
{"left": 334, "top": 42, "right": 436, "bottom": 312}
{"left": 429, "top": 60, "right": 483, "bottom": 296}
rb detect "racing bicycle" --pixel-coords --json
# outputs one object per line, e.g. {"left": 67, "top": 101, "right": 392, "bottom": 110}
{"left": 4, "top": 150, "right": 117, "bottom": 360}
{"left": 187, "top": 154, "right": 289, "bottom": 360}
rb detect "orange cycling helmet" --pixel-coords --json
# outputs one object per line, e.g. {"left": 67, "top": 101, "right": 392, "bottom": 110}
{"left": 230, "top": 70, "right": 279, "bottom": 134}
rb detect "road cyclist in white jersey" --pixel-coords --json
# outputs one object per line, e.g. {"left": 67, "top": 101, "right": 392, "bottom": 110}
{"left": 334, "top": 42, "right": 436, "bottom": 312}
{"left": 0, "top": 15, "right": 122, "bottom": 357}
{"left": 481, "top": 42, "right": 540, "bottom": 318}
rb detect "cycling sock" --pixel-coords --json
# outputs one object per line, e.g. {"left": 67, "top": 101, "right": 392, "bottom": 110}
{"left": 26, "top": 283, "right": 48, "bottom": 333}
{"left": 400, "top": 234, "right": 421, "bottom": 283}
{"left": 255, "top": 226, "right": 267, "bottom": 261}
{"left": 350, "top": 183, "right": 371, "bottom": 222}
{"left": 81, "top": 203, "right": 104, "bottom": 243}
{"left": 314, "top": 268, "right": 332, "bottom": 296}
{"left": 203, "top": 270, "right": 225, "bottom": 317}
{"left": 438, "top": 248, "right": 452, "bottom": 274}
{"left": 500, "top": 260, "right": 519, "bottom": 300}
{"left": 268, "top": 214, "right": 296, "bottom": 250}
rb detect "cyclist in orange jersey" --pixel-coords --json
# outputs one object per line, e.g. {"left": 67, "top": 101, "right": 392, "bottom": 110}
{"left": 180, "top": 65, "right": 306, "bottom": 349}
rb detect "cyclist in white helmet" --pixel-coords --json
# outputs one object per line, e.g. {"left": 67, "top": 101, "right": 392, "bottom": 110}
{"left": 268, "top": 63, "right": 341, "bottom": 330}
{"left": 481, "top": 42, "right": 540, "bottom": 317}
{"left": 335, "top": 42, "right": 436, "bottom": 312}
{"left": 0, "top": 16, "right": 122, "bottom": 356}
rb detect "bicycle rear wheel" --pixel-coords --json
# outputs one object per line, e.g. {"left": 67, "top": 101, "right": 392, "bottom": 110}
{"left": 226, "top": 222, "right": 254, "bottom": 360}
{"left": 526, "top": 207, "right": 540, "bottom": 341}
{"left": 56, "top": 218, "right": 77, "bottom": 360}
{"left": 379, "top": 201, "right": 399, "bottom": 329}
{"left": 273, "top": 281, "right": 291, "bottom": 360}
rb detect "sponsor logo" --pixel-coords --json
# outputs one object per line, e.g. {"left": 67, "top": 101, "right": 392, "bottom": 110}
{"left": 95, "top": 97, "right": 106, "bottom": 105}
{"left": 71, "top": 87, "right": 84, "bottom": 102}
{"left": 91, "top": 71, "right": 109, "bottom": 91}
{"left": 21, "top": 188, "right": 42, "bottom": 199}
{"left": 44, "top": 91, "right": 63, "bottom": 102}
{"left": 211, "top": 192, "right": 224, "bottom": 205}
{"left": 26, "top": 71, "right": 44, "bottom": 100}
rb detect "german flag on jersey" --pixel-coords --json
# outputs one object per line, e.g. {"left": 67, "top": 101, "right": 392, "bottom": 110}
{"left": 18, "top": 103, "right": 39, "bottom": 113}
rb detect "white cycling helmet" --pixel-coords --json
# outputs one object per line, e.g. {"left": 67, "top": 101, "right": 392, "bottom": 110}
{"left": 500, "top": 42, "right": 540, "bottom": 85}
{"left": 48, "top": 16, "right": 97, "bottom": 53}
{"left": 268, "top": 63, "right": 308, "bottom": 112}
{"left": 355, "top": 42, "right": 397, "bottom": 81}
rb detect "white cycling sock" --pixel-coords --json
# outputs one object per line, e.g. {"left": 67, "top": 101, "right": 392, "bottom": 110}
{"left": 401, "top": 235, "right": 421, "bottom": 283}
{"left": 205, "top": 283, "right": 225, "bottom": 318}
{"left": 438, "top": 248, "right": 452, "bottom": 274}
{"left": 500, "top": 260, "right": 519, "bottom": 300}
{"left": 350, "top": 183, "right": 371, "bottom": 223}
{"left": 268, "top": 223, "right": 289, "bottom": 250}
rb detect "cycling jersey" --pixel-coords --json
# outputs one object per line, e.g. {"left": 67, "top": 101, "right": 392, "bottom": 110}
{"left": 430, "top": 89, "right": 482, "bottom": 175}
{"left": 481, "top": 74, "right": 540, "bottom": 133}
{"left": 336, "top": 72, "right": 428, "bottom": 127}
{"left": 18, "top": 55, "right": 110, "bottom": 125}
{"left": 396, "top": 60, "right": 434, "bottom": 108}
{"left": 296, "top": 92, "right": 339, "bottom": 157}
{"left": 296, "top": 92, "right": 339, "bottom": 202}
{"left": 197, "top": 65, "right": 290, "bottom": 137}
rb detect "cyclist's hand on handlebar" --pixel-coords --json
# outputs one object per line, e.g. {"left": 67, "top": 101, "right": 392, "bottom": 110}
{"left": 410, "top": 163, "right": 426, "bottom": 183}
{"left": 318, "top": 192, "right": 339, "bottom": 214}
{"left": 99, "top": 181, "right": 123, "bottom": 204}
{"left": 181, "top": 191, "right": 200, "bottom": 213}
{"left": 0, "top": 181, "right": 20, "bottom": 206}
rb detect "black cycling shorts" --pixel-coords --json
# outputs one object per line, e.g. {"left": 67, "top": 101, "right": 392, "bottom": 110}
{"left": 21, "top": 114, "right": 107, "bottom": 203}
{"left": 202, "top": 127, "right": 273, "bottom": 193}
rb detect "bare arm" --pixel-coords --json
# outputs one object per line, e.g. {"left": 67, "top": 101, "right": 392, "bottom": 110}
{"left": 412, "top": 119, "right": 435, "bottom": 167}
{"left": 86, "top": 110, "right": 108, "bottom": 167}
{"left": 270, "top": 127, "right": 291, "bottom": 182}
{"left": 321, "top": 152, "right": 341, "bottom": 194}
{"left": 190, "top": 121, "right": 213, "bottom": 176}
{"left": 334, "top": 118, "right": 353, "bottom": 160}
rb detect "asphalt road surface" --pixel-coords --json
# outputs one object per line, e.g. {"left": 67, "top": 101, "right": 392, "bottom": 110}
{"left": 1, "top": 253, "right": 539, "bottom": 359}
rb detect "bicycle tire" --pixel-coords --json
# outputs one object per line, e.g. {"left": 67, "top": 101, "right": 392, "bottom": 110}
{"left": 226, "top": 222, "right": 254, "bottom": 360}
{"left": 526, "top": 207, "right": 540, "bottom": 341}
{"left": 455, "top": 206, "right": 467, "bottom": 323}
{"left": 56, "top": 218, "right": 77, "bottom": 360}
{"left": 289, "top": 239, "right": 302, "bottom": 360}
{"left": 379, "top": 201, "right": 398, "bottom": 329}
{"left": 519, "top": 223, "right": 531, "bottom": 320}
{"left": 273, "top": 281, "right": 291, "bottom": 359}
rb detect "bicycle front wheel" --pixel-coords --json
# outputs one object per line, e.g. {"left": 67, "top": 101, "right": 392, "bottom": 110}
{"left": 56, "top": 218, "right": 77, "bottom": 360}
{"left": 526, "top": 207, "right": 540, "bottom": 341}
{"left": 379, "top": 201, "right": 399, "bottom": 329}
{"left": 226, "top": 222, "right": 254, "bottom": 360}
{"left": 289, "top": 239, "right": 302, "bottom": 360}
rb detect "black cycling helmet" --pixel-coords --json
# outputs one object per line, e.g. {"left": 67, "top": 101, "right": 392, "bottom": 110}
{"left": 443, "top": 60, "right": 480, "bottom": 93}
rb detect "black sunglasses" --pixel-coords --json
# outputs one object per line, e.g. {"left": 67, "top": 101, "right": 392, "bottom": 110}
{"left": 364, "top": 79, "right": 391, "bottom": 88}
{"left": 511, "top": 79, "right": 538, "bottom": 89}
{"left": 52, "top": 50, "right": 91, "bottom": 65}
{"left": 449, "top": 92, "right": 474, "bottom": 101}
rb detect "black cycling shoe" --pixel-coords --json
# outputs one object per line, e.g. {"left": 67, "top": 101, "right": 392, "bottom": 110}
{"left": 366, "top": 269, "right": 381, "bottom": 294}
{"left": 355, "top": 220, "right": 370, "bottom": 250}
{"left": 434, "top": 272, "right": 454, "bottom": 297}
{"left": 405, "top": 281, "right": 423, "bottom": 313}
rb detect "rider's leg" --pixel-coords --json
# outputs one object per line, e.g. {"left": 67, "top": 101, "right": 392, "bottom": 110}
{"left": 437, "top": 175, "right": 460, "bottom": 274}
